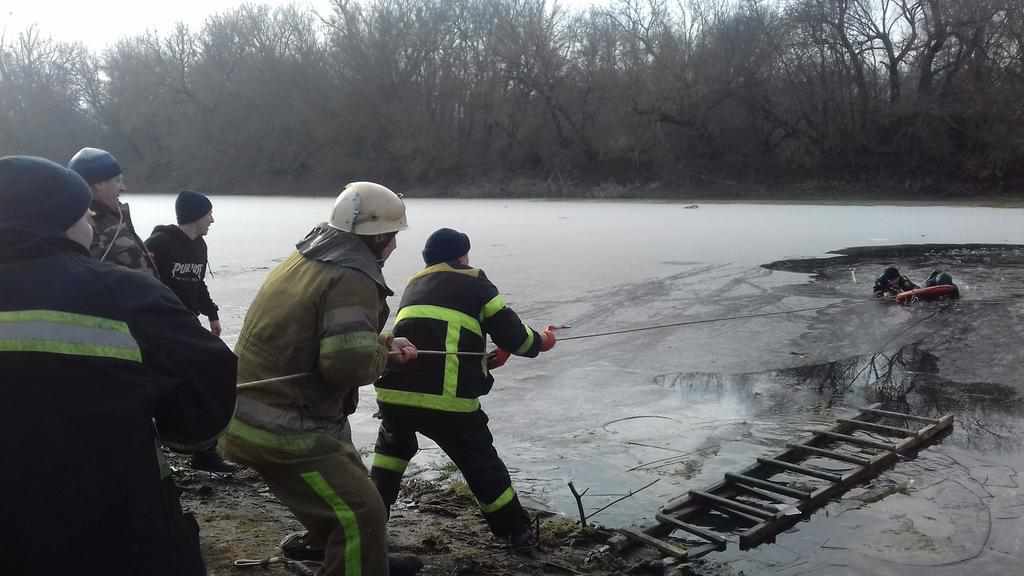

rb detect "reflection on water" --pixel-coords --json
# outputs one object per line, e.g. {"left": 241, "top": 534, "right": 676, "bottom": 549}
{"left": 653, "top": 339, "right": 1022, "bottom": 455}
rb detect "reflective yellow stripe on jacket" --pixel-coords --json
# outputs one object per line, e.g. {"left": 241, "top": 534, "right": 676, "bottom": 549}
{"left": 0, "top": 309, "right": 141, "bottom": 362}
{"left": 375, "top": 305, "right": 482, "bottom": 412}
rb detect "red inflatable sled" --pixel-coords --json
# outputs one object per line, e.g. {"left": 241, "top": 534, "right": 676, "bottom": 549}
{"left": 895, "top": 285, "right": 958, "bottom": 304}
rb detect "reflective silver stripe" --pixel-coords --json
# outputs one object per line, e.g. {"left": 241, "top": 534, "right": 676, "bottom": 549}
{"left": 233, "top": 393, "right": 350, "bottom": 439}
{"left": 0, "top": 310, "right": 141, "bottom": 362}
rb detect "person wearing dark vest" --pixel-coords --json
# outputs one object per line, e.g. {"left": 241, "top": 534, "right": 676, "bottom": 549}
{"left": 146, "top": 190, "right": 236, "bottom": 473}
{"left": 371, "top": 228, "right": 558, "bottom": 547}
{"left": 925, "top": 270, "right": 961, "bottom": 298}
{"left": 68, "top": 147, "right": 157, "bottom": 274}
{"left": 0, "top": 156, "right": 237, "bottom": 575}
{"left": 873, "top": 266, "right": 918, "bottom": 297}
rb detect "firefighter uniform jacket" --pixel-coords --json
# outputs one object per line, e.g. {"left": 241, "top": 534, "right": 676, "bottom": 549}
{"left": 220, "top": 226, "right": 395, "bottom": 576}
{"left": 376, "top": 262, "right": 543, "bottom": 412}
{"left": 0, "top": 231, "right": 237, "bottom": 576}
{"left": 227, "top": 227, "right": 393, "bottom": 443}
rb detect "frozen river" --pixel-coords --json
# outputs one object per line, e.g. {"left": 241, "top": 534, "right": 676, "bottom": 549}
{"left": 128, "top": 196, "right": 1024, "bottom": 574}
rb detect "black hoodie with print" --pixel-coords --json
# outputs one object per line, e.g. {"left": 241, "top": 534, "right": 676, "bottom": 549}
{"left": 145, "top": 225, "right": 219, "bottom": 321}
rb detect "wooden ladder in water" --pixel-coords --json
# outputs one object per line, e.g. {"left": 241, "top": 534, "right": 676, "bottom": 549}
{"left": 613, "top": 404, "right": 954, "bottom": 561}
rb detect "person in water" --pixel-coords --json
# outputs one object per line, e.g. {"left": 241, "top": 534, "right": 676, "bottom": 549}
{"left": 925, "top": 270, "right": 961, "bottom": 298}
{"left": 873, "top": 266, "right": 918, "bottom": 297}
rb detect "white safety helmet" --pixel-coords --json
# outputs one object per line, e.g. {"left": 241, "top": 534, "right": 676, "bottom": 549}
{"left": 328, "top": 181, "right": 408, "bottom": 235}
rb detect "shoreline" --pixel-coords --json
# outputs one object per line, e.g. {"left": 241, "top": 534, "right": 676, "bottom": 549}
{"left": 132, "top": 188, "right": 1024, "bottom": 208}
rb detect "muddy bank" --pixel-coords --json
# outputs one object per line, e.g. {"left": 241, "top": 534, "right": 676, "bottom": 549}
{"left": 172, "top": 451, "right": 703, "bottom": 576}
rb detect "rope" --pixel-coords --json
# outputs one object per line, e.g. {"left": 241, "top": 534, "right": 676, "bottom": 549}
{"left": 557, "top": 304, "right": 833, "bottom": 342}
{"left": 98, "top": 204, "right": 124, "bottom": 263}
{"left": 236, "top": 296, "right": 972, "bottom": 388}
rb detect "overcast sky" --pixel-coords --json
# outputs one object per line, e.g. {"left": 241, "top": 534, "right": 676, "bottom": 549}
{"left": 4, "top": 0, "right": 599, "bottom": 51}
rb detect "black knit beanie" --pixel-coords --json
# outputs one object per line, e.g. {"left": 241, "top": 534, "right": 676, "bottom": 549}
{"left": 422, "top": 228, "right": 471, "bottom": 265}
{"left": 176, "top": 190, "right": 213, "bottom": 225}
{"left": 0, "top": 156, "right": 93, "bottom": 238}
{"left": 67, "top": 147, "right": 122, "bottom": 185}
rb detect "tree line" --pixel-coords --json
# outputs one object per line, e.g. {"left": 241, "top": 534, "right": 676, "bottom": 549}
{"left": 3, "top": 0, "right": 1023, "bottom": 197}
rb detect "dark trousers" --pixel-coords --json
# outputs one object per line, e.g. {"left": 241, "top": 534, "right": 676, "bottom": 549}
{"left": 370, "top": 403, "right": 530, "bottom": 538}
{"left": 162, "top": 477, "right": 207, "bottom": 575}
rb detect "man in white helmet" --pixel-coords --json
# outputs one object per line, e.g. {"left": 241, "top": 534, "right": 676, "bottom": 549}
{"left": 219, "top": 182, "right": 421, "bottom": 575}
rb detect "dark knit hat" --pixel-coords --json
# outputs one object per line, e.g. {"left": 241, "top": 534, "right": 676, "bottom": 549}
{"left": 67, "top": 147, "right": 122, "bottom": 185}
{"left": 0, "top": 155, "right": 93, "bottom": 237}
{"left": 176, "top": 190, "right": 213, "bottom": 225}
{"left": 422, "top": 227, "right": 471, "bottom": 265}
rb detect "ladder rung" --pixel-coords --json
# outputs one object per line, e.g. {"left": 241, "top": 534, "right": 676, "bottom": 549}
{"left": 619, "top": 528, "right": 689, "bottom": 558}
{"left": 725, "top": 472, "right": 811, "bottom": 499}
{"left": 814, "top": 430, "right": 899, "bottom": 452}
{"left": 655, "top": 513, "right": 728, "bottom": 547}
{"left": 731, "top": 482, "right": 786, "bottom": 504}
{"left": 691, "top": 491, "right": 776, "bottom": 520}
{"left": 687, "top": 543, "right": 725, "bottom": 559}
{"left": 700, "top": 502, "right": 765, "bottom": 525}
{"left": 757, "top": 458, "right": 842, "bottom": 483}
{"left": 786, "top": 443, "right": 870, "bottom": 466}
{"left": 836, "top": 418, "right": 914, "bottom": 437}
{"left": 856, "top": 407, "right": 940, "bottom": 424}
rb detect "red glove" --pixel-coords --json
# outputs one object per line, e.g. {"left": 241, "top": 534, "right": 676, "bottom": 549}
{"left": 539, "top": 325, "right": 557, "bottom": 352}
{"left": 487, "top": 348, "right": 511, "bottom": 370}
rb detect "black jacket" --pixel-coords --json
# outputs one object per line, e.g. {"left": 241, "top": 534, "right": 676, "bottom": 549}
{"left": 377, "top": 263, "right": 542, "bottom": 412}
{"left": 873, "top": 273, "right": 918, "bottom": 296}
{"left": 145, "top": 224, "right": 218, "bottom": 320}
{"left": 0, "top": 230, "right": 237, "bottom": 576}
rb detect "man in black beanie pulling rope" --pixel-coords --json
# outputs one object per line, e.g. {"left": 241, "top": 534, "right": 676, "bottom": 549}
{"left": 371, "top": 227, "right": 559, "bottom": 547}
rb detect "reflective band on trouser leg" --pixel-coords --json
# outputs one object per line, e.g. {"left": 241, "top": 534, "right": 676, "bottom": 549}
{"left": 0, "top": 310, "right": 141, "bottom": 362}
{"left": 301, "top": 471, "right": 362, "bottom": 576}
{"left": 480, "top": 486, "right": 516, "bottom": 513}
{"left": 371, "top": 453, "right": 408, "bottom": 474}
{"left": 515, "top": 325, "right": 535, "bottom": 354}
{"left": 481, "top": 295, "right": 506, "bottom": 320}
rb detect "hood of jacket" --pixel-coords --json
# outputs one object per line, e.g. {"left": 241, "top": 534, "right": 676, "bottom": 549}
{"left": 296, "top": 223, "right": 392, "bottom": 296}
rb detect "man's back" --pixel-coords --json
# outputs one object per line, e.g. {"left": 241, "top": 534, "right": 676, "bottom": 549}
{"left": 0, "top": 233, "right": 236, "bottom": 575}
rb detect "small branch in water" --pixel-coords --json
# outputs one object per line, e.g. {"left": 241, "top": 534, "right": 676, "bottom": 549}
{"left": 585, "top": 479, "right": 660, "bottom": 522}
{"left": 568, "top": 481, "right": 588, "bottom": 528}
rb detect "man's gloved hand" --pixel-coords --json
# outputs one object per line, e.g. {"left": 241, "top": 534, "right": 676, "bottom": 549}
{"left": 539, "top": 325, "right": 557, "bottom": 352}
{"left": 487, "top": 348, "right": 511, "bottom": 370}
